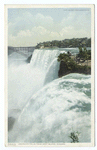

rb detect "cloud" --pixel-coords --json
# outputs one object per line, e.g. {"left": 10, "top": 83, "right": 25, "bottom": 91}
{"left": 8, "top": 10, "right": 91, "bottom": 46}
{"left": 31, "top": 26, "right": 50, "bottom": 35}
{"left": 8, "top": 26, "right": 51, "bottom": 46}
{"left": 60, "top": 26, "right": 73, "bottom": 36}
{"left": 8, "top": 12, "right": 54, "bottom": 36}
{"left": 9, "top": 25, "right": 89, "bottom": 47}
{"left": 35, "top": 13, "right": 54, "bottom": 29}
{"left": 17, "top": 30, "right": 32, "bottom": 37}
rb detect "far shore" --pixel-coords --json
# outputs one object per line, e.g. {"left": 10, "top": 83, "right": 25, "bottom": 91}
{"left": 71, "top": 55, "right": 91, "bottom": 67}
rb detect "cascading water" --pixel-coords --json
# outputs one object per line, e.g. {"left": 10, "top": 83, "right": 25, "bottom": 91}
{"left": 30, "top": 49, "right": 60, "bottom": 72}
{"left": 8, "top": 49, "right": 60, "bottom": 119}
{"left": 8, "top": 49, "right": 91, "bottom": 143}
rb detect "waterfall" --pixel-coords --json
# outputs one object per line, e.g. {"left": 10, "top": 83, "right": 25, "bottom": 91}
{"left": 30, "top": 49, "right": 60, "bottom": 85}
{"left": 8, "top": 73, "right": 91, "bottom": 143}
{"left": 30, "top": 49, "right": 60, "bottom": 71}
{"left": 8, "top": 49, "right": 91, "bottom": 143}
{"left": 8, "top": 49, "right": 60, "bottom": 118}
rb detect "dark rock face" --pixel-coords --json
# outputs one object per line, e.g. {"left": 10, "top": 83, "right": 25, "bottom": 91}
{"left": 58, "top": 61, "right": 71, "bottom": 77}
{"left": 58, "top": 61, "right": 91, "bottom": 77}
{"left": 26, "top": 54, "right": 32, "bottom": 63}
{"left": 8, "top": 117, "right": 15, "bottom": 131}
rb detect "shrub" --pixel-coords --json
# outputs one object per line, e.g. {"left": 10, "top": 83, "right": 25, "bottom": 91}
{"left": 77, "top": 47, "right": 91, "bottom": 60}
{"left": 69, "top": 131, "right": 80, "bottom": 143}
{"left": 57, "top": 52, "right": 91, "bottom": 74}
{"left": 57, "top": 53, "right": 78, "bottom": 71}
{"left": 57, "top": 53, "right": 70, "bottom": 62}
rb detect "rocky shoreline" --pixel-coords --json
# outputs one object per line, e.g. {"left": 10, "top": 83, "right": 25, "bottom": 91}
{"left": 27, "top": 54, "right": 91, "bottom": 78}
{"left": 58, "top": 60, "right": 91, "bottom": 78}
{"left": 26, "top": 47, "right": 91, "bottom": 78}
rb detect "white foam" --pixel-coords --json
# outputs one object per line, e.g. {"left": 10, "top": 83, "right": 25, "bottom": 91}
{"left": 8, "top": 73, "right": 91, "bottom": 143}
{"left": 8, "top": 50, "right": 60, "bottom": 118}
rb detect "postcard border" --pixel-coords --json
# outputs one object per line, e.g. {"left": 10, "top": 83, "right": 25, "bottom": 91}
{"left": 5, "top": 4, "right": 95, "bottom": 147}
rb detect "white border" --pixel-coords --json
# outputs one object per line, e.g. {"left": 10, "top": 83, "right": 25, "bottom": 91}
{"left": 0, "top": 0, "right": 96, "bottom": 149}
{"left": 5, "top": 4, "right": 95, "bottom": 147}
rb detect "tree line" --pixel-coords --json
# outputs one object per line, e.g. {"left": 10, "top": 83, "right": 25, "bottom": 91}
{"left": 35, "top": 37, "right": 91, "bottom": 49}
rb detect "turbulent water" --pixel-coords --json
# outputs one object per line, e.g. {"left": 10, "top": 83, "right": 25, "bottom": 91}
{"left": 59, "top": 47, "right": 91, "bottom": 55}
{"left": 8, "top": 48, "right": 91, "bottom": 143}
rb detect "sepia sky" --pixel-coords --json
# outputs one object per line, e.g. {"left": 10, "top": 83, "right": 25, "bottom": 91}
{"left": 8, "top": 8, "right": 91, "bottom": 47}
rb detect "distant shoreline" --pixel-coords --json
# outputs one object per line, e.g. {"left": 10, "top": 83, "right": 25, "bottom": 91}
{"left": 8, "top": 37, "right": 91, "bottom": 49}
{"left": 35, "top": 37, "right": 91, "bottom": 49}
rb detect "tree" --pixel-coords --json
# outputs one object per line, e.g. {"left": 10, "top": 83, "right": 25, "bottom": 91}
{"left": 79, "top": 47, "right": 83, "bottom": 54}
{"left": 69, "top": 131, "right": 80, "bottom": 143}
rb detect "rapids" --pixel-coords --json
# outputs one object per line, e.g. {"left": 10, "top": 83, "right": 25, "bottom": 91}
{"left": 8, "top": 49, "right": 91, "bottom": 143}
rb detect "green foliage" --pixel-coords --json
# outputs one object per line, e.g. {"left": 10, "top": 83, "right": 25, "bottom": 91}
{"left": 77, "top": 47, "right": 91, "bottom": 60}
{"left": 69, "top": 131, "right": 80, "bottom": 143}
{"left": 78, "top": 65, "right": 91, "bottom": 71}
{"left": 58, "top": 53, "right": 78, "bottom": 71}
{"left": 79, "top": 46, "right": 83, "bottom": 54}
{"left": 35, "top": 38, "right": 91, "bottom": 49}
{"left": 57, "top": 52, "right": 91, "bottom": 74}
{"left": 57, "top": 53, "right": 70, "bottom": 62}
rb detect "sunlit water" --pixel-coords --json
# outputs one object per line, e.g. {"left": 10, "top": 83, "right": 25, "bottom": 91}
{"left": 8, "top": 48, "right": 91, "bottom": 143}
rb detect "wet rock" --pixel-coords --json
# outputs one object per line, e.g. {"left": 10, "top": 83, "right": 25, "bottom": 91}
{"left": 8, "top": 117, "right": 15, "bottom": 131}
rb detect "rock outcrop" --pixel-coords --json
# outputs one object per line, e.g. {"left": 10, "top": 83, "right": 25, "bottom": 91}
{"left": 26, "top": 54, "right": 32, "bottom": 63}
{"left": 58, "top": 61, "right": 91, "bottom": 77}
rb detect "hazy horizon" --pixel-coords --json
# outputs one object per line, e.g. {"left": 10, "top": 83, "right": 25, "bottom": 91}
{"left": 8, "top": 8, "right": 91, "bottom": 47}
{"left": 8, "top": 37, "right": 91, "bottom": 47}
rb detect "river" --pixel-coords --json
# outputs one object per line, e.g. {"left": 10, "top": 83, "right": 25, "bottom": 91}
{"left": 8, "top": 48, "right": 91, "bottom": 143}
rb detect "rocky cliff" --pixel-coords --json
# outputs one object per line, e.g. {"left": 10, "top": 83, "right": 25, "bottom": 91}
{"left": 58, "top": 61, "right": 91, "bottom": 77}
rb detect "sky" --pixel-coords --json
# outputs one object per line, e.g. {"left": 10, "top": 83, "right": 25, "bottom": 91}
{"left": 8, "top": 8, "right": 91, "bottom": 47}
